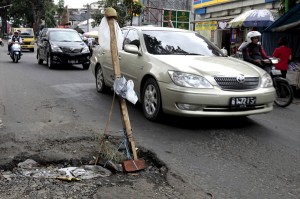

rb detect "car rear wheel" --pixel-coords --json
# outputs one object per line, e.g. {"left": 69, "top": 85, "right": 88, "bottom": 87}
{"left": 47, "top": 54, "right": 54, "bottom": 69}
{"left": 96, "top": 66, "right": 109, "bottom": 93}
{"left": 142, "top": 78, "right": 162, "bottom": 121}
{"left": 37, "top": 52, "right": 43, "bottom": 65}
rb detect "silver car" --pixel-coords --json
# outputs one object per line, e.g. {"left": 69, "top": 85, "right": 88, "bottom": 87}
{"left": 90, "top": 26, "right": 275, "bottom": 121}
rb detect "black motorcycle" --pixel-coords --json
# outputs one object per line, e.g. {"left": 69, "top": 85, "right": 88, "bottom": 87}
{"left": 263, "top": 58, "right": 294, "bottom": 107}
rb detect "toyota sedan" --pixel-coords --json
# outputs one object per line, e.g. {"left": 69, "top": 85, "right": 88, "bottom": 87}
{"left": 90, "top": 26, "right": 275, "bottom": 121}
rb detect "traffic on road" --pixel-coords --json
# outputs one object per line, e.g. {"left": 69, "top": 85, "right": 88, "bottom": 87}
{"left": 1, "top": 32, "right": 300, "bottom": 198}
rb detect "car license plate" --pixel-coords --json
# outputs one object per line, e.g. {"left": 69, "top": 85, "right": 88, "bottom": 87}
{"left": 230, "top": 97, "right": 256, "bottom": 107}
{"left": 68, "top": 60, "right": 78, "bottom": 64}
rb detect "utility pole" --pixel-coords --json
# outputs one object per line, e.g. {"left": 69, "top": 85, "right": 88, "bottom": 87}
{"left": 87, "top": 3, "right": 90, "bottom": 32}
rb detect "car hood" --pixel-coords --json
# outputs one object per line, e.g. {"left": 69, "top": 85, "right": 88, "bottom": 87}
{"left": 51, "top": 41, "right": 87, "bottom": 48}
{"left": 153, "top": 55, "right": 263, "bottom": 77}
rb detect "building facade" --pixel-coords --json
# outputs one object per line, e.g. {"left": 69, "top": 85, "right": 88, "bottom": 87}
{"left": 193, "top": 0, "right": 281, "bottom": 55}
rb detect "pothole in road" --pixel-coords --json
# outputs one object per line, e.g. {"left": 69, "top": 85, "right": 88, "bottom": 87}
{"left": 0, "top": 134, "right": 181, "bottom": 198}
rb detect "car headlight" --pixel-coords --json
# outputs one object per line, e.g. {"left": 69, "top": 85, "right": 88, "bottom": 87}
{"left": 81, "top": 47, "right": 90, "bottom": 53}
{"left": 51, "top": 44, "right": 62, "bottom": 52}
{"left": 261, "top": 73, "right": 273, "bottom": 88}
{"left": 168, "top": 71, "right": 213, "bottom": 88}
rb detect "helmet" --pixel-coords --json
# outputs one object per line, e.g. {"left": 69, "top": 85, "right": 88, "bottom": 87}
{"left": 14, "top": 31, "right": 19, "bottom": 34}
{"left": 246, "top": 31, "right": 261, "bottom": 42}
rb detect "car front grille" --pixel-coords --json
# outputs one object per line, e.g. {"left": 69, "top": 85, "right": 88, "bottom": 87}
{"left": 61, "top": 47, "right": 82, "bottom": 53}
{"left": 214, "top": 77, "right": 259, "bottom": 90}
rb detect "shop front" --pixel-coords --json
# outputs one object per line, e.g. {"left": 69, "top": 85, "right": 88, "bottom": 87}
{"left": 195, "top": 20, "right": 247, "bottom": 56}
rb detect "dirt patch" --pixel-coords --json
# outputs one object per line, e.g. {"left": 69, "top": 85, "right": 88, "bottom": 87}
{"left": 0, "top": 134, "right": 182, "bottom": 199}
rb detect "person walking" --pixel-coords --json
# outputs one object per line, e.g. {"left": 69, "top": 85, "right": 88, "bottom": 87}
{"left": 242, "top": 31, "right": 269, "bottom": 68}
{"left": 272, "top": 37, "right": 292, "bottom": 78}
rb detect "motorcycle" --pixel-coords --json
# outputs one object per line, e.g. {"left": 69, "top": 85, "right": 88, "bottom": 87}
{"left": 263, "top": 58, "right": 294, "bottom": 107}
{"left": 9, "top": 41, "right": 22, "bottom": 63}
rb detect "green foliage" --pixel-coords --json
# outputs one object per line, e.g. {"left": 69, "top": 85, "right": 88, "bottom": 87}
{"left": 279, "top": 0, "right": 299, "bottom": 14}
{"left": 1, "top": 0, "right": 56, "bottom": 34}
{"left": 92, "top": 0, "right": 144, "bottom": 27}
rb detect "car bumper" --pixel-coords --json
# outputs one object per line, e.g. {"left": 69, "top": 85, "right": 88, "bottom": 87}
{"left": 159, "top": 82, "right": 276, "bottom": 117}
{"left": 51, "top": 52, "right": 90, "bottom": 65}
{"left": 21, "top": 45, "right": 35, "bottom": 49}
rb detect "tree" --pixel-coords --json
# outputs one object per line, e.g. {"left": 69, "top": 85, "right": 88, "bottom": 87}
{"left": 0, "top": 0, "right": 11, "bottom": 36}
{"left": 1, "top": 0, "right": 56, "bottom": 35}
{"left": 92, "top": 0, "right": 143, "bottom": 28}
{"left": 123, "top": 0, "right": 144, "bottom": 26}
{"left": 279, "top": 0, "right": 299, "bottom": 14}
{"left": 56, "top": 0, "right": 65, "bottom": 26}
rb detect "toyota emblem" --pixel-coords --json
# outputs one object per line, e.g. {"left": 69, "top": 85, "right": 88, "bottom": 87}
{"left": 236, "top": 75, "right": 245, "bottom": 84}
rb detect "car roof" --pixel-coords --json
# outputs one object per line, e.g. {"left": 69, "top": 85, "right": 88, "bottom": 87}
{"left": 44, "top": 28, "right": 77, "bottom": 32}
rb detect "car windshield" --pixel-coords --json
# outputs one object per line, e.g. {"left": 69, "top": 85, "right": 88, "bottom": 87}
{"left": 143, "top": 30, "right": 223, "bottom": 56}
{"left": 49, "top": 31, "right": 82, "bottom": 42}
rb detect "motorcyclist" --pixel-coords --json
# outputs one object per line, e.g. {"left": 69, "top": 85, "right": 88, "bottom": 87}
{"left": 242, "top": 31, "right": 269, "bottom": 68}
{"left": 8, "top": 31, "right": 23, "bottom": 55}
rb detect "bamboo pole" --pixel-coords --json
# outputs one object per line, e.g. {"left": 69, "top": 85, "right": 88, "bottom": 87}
{"left": 105, "top": 8, "right": 138, "bottom": 160}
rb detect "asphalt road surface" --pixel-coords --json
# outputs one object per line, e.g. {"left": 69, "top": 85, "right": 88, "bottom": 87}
{"left": 0, "top": 43, "right": 300, "bottom": 199}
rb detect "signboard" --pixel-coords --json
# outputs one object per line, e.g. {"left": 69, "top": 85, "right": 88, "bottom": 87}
{"left": 194, "top": 0, "right": 231, "bottom": 9}
{"left": 163, "top": 9, "right": 190, "bottom": 30}
{"left": 195, "top": 21, "right": 218, "bottom": 31}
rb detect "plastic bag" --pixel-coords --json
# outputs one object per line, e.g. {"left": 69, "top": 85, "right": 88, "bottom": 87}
{"left": 98, "top": 17, "right": 123, "bottom": 51}
{"left": 113, "top": 77, "right": 138, "bottom": 104}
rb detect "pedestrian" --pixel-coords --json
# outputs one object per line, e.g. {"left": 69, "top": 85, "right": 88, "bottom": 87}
{"left": 87, "top": 37, "right": 93, "bottom": 56}
{"left": 242, "top": 31, "right": 269, "bottom": 68}
{"left": 272, "top": 37, "right": 292, "bottom": 78}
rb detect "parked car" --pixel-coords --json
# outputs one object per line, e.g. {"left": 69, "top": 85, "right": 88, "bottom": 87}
{"left": 36, "top": 28, "right": 90, "bottom": 69}
{"left": 90, "top": 26, "right": 276, "bottom": 121}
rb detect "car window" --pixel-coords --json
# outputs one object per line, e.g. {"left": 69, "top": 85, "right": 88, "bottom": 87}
{"left": 143, "top": 30, "right": 222, "bottom": 56}
{"left": 49, "top": 31, "right": 82, "bottom": 42}
{"left": 123, "top": 29, "right": 140, "bottom": 49}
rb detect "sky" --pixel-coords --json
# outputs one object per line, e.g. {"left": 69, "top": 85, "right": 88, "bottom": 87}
{"left": 54, "top": 0, "right": 97, "bottom": 8}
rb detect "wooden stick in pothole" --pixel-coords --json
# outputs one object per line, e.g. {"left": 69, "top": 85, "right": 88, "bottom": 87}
{"left": 104, "top": 7, "right": 145, "bottom": 172}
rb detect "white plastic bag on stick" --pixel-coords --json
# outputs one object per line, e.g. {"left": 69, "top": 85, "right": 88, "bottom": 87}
{"left": 98, "top": 17, "right": 123, "bottom": 51}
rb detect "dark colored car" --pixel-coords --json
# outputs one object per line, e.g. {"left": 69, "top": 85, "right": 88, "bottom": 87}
{"left": 36, "top": 28, "right": 90, "bottom": 69}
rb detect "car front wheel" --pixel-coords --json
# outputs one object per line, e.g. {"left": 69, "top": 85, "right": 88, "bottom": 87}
{"left": 37, "top": 52, "right": 43, "bottom": 65}
{"left": 96, "top": 65, "right": 109, "bottom": 93}
{"left": 47, "top": 54, "right": 53, "bottom": 69}
{"left": 142, "top": 78, "right": 162, "bottom": 121}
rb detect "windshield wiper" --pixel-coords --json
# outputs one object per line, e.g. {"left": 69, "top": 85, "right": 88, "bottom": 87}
{"left": 174, "top": 52, "right": 203, "bottom": 55}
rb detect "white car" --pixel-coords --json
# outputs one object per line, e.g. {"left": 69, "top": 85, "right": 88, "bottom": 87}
{"left": 90, "top": 26, "right": 276, "bottom": 121}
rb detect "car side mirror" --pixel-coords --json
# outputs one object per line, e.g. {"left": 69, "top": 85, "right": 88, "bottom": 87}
{"left": 124, "top": 44, "right": 142, "bottom": 56}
